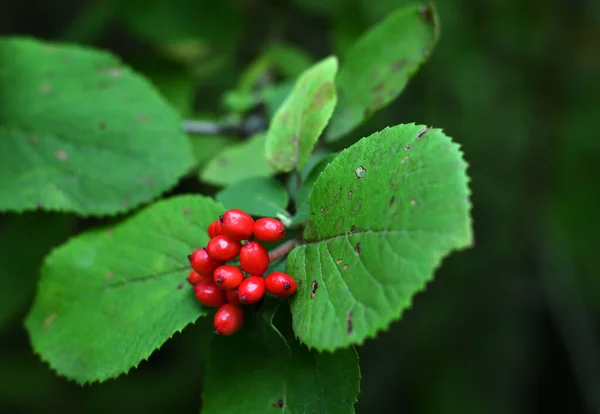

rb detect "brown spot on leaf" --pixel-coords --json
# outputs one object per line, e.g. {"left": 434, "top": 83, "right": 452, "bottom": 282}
{"left": 122, "top": 198, "right": 130, "bottom": 207}
{"left": 419, "top": 3, "right": 435, "bottom": 25}
{"left": 405, "top": 144, "right": 412, "bottom": 150}
{"left": 309, "top": 81, "right": 334, "bottom": 111}
{"left": 99, "top": 122, "right": 106, "bottom": 130}
{"left": 30, "top": 135, "right": 38, "bottom": 144}
{"left": 44, "top": 313, "right": 57, "bottom": 326}
{"left": 417, "top": 127, "right": 432, "bottom": 139}
{"left": 354, "top": 242, "right": 361, "bottom": 254}
{"left": 109, "top": 67, "right": 123, "bottom": 78}
{"left": 373, "top": 82, "right": 385, "bottom": 93}
{"left": 39, "top": 83, "right": 51, "bottom": 93}
{"left": 136, "top": 114, "right": 149, "bottom": 124}
{"left": 272, "top": 399, "right": 284, "bottom": 408}
{"left": 355, "top": 166, "right": 367, "bottom": 178}
{"left": 336, "top": 258, "right": 342, "bottom": 265}
{"left": 310, "top": 280, "right": 318, "bottom": 299}
{"left": 402, "top": 155, "right": 409, "bottom": 164}
{"left": 56, "top": 149, "right": 68, "bottom": 161}
{"left": 346, "top": 310, "right": 353, "bottom": 333}
{"left": 348, "top": 225, "right": 356, "bottom": 234}
{"left": 106, "top": 272, "right": 114, "bottom": 279}
{"left": 389, "top": 195, "right": 396, "bottom": 206}
{"left": 183, "top": 208, "right": 190, "bottom": 216}
{"left": 106, "top": 228, "right": 114, "bottom": 236}
{"left": 373, "top": 96, "right": 384, "bottom": 108}
{"left": 99, "top": 81, "right": 111, "bottom": 89}
{"left": 391, "top": 59, "right": 407, "bottom": 72}
{"left": 177, "top": 283, "right": 184, "bottom": 290}
{"left": 343, "top": 264, "right": 349, "bottom": 270}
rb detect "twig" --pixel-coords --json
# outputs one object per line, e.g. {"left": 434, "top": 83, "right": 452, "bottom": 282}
{"left": 182, "top": 114, "right": 267, "bottom": 137}
{"left": 268, "top": 239, "right": 298, "bottom": 262}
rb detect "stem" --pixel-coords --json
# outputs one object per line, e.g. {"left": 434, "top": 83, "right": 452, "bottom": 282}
{"left": 268, "top": 239, "right": 298, "bottom": 262}
{"left": 182, "top": 114, "right": 267, "bottom": 137}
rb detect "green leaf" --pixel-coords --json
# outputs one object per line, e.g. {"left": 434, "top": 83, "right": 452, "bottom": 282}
{"left": 0, "top": 213, "right": 74, "bottom": 330}
{"left": 265, "top": 56, "right": 339, "bottom": 173}
{"left": 200, "top": 133, "right": 276, "bottom": 186}
{"left": 190, "top": 134, "right": 238, "bottom": 170}
{"left": 25, "top": 195, "right": 224, "bottom": 384}
{"left": 0, "top": 37, "right": 194, "bottom": 215}
{"left": 265, "top": 44, "right": 314, "bottom": 78}
{"left": 202, "top": 325, "right": 360, "bottom": 413}
{"left": 326, "top": 3, "right": 440, "bottom": 141}
{"left": 216, "top": 177, "right": 289, "bottom": 218}
{"left": 288, "top": 124, "right": 473, "bottom": 350}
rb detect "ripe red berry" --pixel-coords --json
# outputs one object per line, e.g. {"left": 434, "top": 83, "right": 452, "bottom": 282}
{"left": 265, "top": 272, "right": 297, "bottom": 297}
{"left": 220, "top": 209, "right": 254, "bottom": 241}
{"left": 193, "top": 280, "right": 227, "bottom": 307}
{"left": 226, "top": 288, "right": 242, "bottom": 306}
{"left": 214, "top": 304, "right": 244, "bottom": 335}
{"left": 239, "top": 241, "right": 270, "bottom": 275}
{"left": 206, "top": 234, "right": 241, "bottom": 261}
{"left": 208, "top": 220, "right": 224, "bottom": 238}
{"left": 253, "top": 218, "right": 286, "bottom": 242}
{"left": 187, "top": 269, "right": 210, "bottom": 285}
{"left": 188, "top": 248, "right": 222, "bottom": 276}
{"left": 238, "top": 276, "right": 266, "bottom": 304}
{"left": 213, "top": 265, "right": 244, "bottom": 290}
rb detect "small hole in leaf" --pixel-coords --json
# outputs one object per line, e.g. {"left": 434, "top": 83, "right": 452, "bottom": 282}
{"left": 405, "top": 144, "right": 412, "bottom": 150}
{"left": 272, "top": 399, "right": 284, "bottom": 408}
{"left": 402, "top": 155, "right": 409, "bottom": 164}
{"left": 336, "top": 258, "right": 342, "bottom": 265}
{"left": 355, "top": 166, "right": 367, "bottom": 178}
{"left": 348, "top": 225, "right": 356, "bottom": 234}
{"left": 346, "top": 310, "right": 353, "bottom": 334}
{"left": 348, "top": 191, "right": 353, "bottom": 198}
{"left": 354, "top": 243, "right": 361, "bottom": 254}
{"left": 411, "top": 198, "right": 418, "bottom": 206}
{"left": 320, "top": 207, "right": 325, "bottom": 213}
{"left": 343, "top": 264, "right": 349, "bottom": 270}
{"left": 417, "top": 127, "right": 431, "bottom": 140}
{"left": 310, "top": 280, "right": 318, "bottom": 299}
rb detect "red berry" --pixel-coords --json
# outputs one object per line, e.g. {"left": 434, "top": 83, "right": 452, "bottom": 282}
{"left": 213, "top": 265, "right": 244, "bottom": 290}
{"left": 238, "top": 276, "right": 266, "bottom": 304}
{"left": 253, "top": 218, "right": 286, "bottom": 242}
{"left": 226, "top": 288, "right": 242, "bottom": 306}
{"left": 214, "top": 304, "right": 244, "bottom": 335}
{"left": 187, "top": 269, "right": 210, "bottom": 285}
{"left": 193, "top": 280, "right": 227, "bottom": 307}
{"left": 188, "top": 248, "right": 222, "bottom": 276}
{"left": 220, "top": 209, "right": 254, "bottom": 241}
{"left": 208, "top": 220, "right": 224, "bottom": 238}
{"left": 265, "top": 272, "right": 297, "bottom": 297}
{"left": 206, "top": 234, "right": 241, "bottom": 261}
{"left": 239, "top": 241, "right": 270, "bottom": 275}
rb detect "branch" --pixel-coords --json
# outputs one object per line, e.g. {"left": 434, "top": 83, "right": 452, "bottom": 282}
{"left": 182, "top": 114, "right": 267, "bottom": 138}
{"left": 268, "top": 239, "right": 298, "bottom": 262}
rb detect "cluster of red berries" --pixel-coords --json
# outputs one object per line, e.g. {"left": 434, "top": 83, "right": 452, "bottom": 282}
{"left": 186, "top": 209, "right": 297, "bottom": 336}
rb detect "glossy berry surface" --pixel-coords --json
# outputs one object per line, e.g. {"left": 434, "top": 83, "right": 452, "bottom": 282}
{"left": 188, "top": 248, "right": 222, "bottom": 276}
{"left": 265, "top": 272, "right": 297, "bottom": 297}
{"left": 213, "top": 265, "right": 244, "bottom": 290}
{"left": 208, "top": 220, "right": 223, "bottom": 238}
{"left": 193, "top": 281, "right": 227, "bottom": 307}
{"left": 253, "top": 218, "right": 286, "bottom": 242}
{"left": 187, "top": 269, "right": 210, "bottom": 285}
{"left": 206, "top": 234, "right": 241, "bottom": 261}
{"left": 226, "top": 288, "right": 242, "bottom": 306}
{"left": 238, "top": 276, "right": 266, "bottom": 304}
{"left": 220, "top": 209, "right": 255, "bottom": 241}
{"left": 239, "top": 241, "right": 270, "bottom": 275}
{"left": 214, "top": 304, "right": 244, "bottom": 335}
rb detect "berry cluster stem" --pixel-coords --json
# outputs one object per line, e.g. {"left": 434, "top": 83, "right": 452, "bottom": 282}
{"left": 268, "top": 239, "right": 298, "bottom": 262}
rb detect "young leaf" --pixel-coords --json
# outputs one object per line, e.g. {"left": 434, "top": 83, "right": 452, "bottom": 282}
{"left": 265, "top": 56, "right": 339, "bottom": 173}
{"left": 216, "top": 177, "right": 289, "bottom": 218}
{"left": 326, "top": 3, "right": 440, "bottom": 141}
{"left": 288, "top": 124, "right": 473, "bottom": 350}
{"left": 0, "top": 37, "right": 195, "bottom": 215}
{"left": 202, "top": 328, "right": 360, "bottom": 413}
{"left": 200, "top": 133, "right": 275, "bottom": 186}
{"left": 25, "top": 195, "right": 224, "bottom": 384}
{"left": 0, "top": 213, "right": 74, "bottom": 330}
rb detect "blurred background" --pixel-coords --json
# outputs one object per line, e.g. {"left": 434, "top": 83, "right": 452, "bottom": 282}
{"left": 1, "top": 0, "right": 599, "bottom": 413}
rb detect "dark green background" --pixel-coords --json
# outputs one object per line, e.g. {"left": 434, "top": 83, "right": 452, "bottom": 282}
{"left": 1, "top": 0, "right": 599, "bottom": 413}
